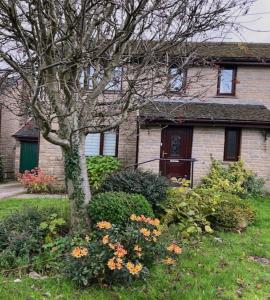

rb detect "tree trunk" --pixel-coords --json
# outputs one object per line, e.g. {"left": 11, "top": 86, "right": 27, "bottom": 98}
{"left": 63, "top": 134, "right": 91, "bottom": 233}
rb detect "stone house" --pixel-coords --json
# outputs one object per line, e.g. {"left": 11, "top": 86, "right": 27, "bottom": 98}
{"left": 1, "top": 42, "right": 270, "bottom": 189}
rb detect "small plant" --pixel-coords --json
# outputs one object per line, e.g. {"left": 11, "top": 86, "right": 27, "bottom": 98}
{"left": 100, "top": 169, "right": 170, "bottom": 211}
{"left": 17, "top": 168, "right": 56, "bottom": 193}
{"left": 209, "top": 193, "right": 255, "bottom": 231}
{"left": 65, "top": 215, "right": 182, "bottom": 287}
{"left": 39, "top": 213, "right": 67, "bottom": 243}
{"left": 86, "top": 155, "right": 121, "bottom": 190}
{"left": 88, "top": 192, "right": 154, "bottom": 227}
{"left": 0, "top": 155, "right": 4, "bottom": 182}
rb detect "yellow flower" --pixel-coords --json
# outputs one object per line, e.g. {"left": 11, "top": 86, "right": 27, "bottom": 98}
{"left": 139, "top": 228, "right": 151, "bottom": 237}
{"left": 96, "top": 221, "right": 112, "bottom": 229}
{"left": 126, "top": 262, "right": 143, "bottom": 275}
{"left": 167, "top": 243, "right": 182, "bottom": 254}
{"left": 85, "top": 235, "right": 90, "bottom": 242}
{"left": 152, "top": 237, "right": 157, "bottom": 242}
{"left": 114, "top": 244, "right": 127, "bottom": 257}
{"left": 102, "top": 234, "right": 109, "bottom": 245}
{"left": 134, "top": 245, "right": 142, "bottom": 252}
{"left": 162, "top": 256, "right": 176, "bottom": 265}
{"left": 71, "top": 247, "right": 88, "bottom": 258}
{"left": 153, "top": 229, "right": 161, "bottom": 236}
{"left": 107, "top": 257, "right": 123, "bottom": 270}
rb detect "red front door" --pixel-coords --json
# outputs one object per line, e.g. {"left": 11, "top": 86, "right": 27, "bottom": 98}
{"left": 160, "top": 127, "right": 193, "bottom": 179}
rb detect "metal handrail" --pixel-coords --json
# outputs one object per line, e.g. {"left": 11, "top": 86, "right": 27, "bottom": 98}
{"left": 126, "top": 157, "right": 197, "bottom": 187}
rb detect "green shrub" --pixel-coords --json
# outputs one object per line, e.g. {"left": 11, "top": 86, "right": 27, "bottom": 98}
{"left": 209, "top": 193, "right": 255, "bottom": 231}
{"left": 0, "top": 207, "right": 68, "bottom": 271}
{"left": 0, "top": 155, "right": 4, "bottom": 183}
{"left": 88, "top": 192, "right": 154, "bottom": 227}
{"left": 86, "top": 156, "right": 121, "bottom": 190}
{"left": 100, "top": 169, "right": 170, "bottom": 210}
{"left": 162, "top": 183, "right": 219, "bottom": 242}
{"left": 201, "top": 159, "right": 264, "bottom": 198}
{"left": 65, "top": 216, "right": 181, "bottom": 287}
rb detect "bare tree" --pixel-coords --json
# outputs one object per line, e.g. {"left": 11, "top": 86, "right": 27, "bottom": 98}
{"left": 0, "top": 0, "right": 253, "bottom": 231}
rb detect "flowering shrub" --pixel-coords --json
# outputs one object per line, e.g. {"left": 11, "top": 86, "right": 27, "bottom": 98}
{"left": 17, "top": 168, "right": 56, "bottom": 193}
{"left": 65, "top": 215, "right": 182, "bottom": 287}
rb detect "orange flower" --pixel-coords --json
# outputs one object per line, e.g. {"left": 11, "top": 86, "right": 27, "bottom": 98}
{"left": 107, "top": 257, "right": 123, "bottom": 270}
{"left": 153, "top": 229, "right": 161, "bottom": 236}
{"left": 96, "top": 221, "right": 112, "bottom": 229}
{"left": 108, "top": 243, "right": 115, "bottom": 250}
{"left": 114, "top": 244, "right": 127, "bottom": 257}
{"left": 167, "top": 243, "right": 182, "bottom": 254}
{"left": 134, "top": 245, "right": 142, "bottom": 252}
{"left": 102, "top": 234, "right": 109, "bottom": 245}
{"left": 139, "top": 228, "right": 151, "bottom": 237}
{"left": 71, "top": 246, "right": 88, "bottom": 258}
{"left": 126, "top": 262, "right": 143, "bottom": 275}
{"left": 162, "top": 256, "right": 176, "bottom": 265}
{"left": 149, "top": 218, "right": 160, "bottom": 226}
{"left": 130, "top": 214, "right": 139, "bottom": 221}
{"left": 107, "top": 257, "right": 116, "bottom": 270}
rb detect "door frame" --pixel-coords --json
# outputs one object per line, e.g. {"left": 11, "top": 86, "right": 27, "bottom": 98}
{"left": 159, "top": 125, "right": 193, "bottom": 179}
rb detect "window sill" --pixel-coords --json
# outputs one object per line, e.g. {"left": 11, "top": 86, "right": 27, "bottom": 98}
{"left": 214, "top": 95, "right": 238, "bottom": 99}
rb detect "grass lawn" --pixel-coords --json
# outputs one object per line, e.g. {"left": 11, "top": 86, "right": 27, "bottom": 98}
{"left": 0, "top": 196, "right": 270, "bottom": 299}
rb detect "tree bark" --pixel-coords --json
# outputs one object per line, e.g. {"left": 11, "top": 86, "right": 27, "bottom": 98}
{"left": 62, "top": 134, "right": 91, "bottom": 233}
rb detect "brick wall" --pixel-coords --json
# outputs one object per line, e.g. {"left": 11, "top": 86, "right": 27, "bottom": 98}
{"left": 117, "top": 114, "right": 138, "bottom": 167}
{"left": 137, "top": 126, "right": 161, "bottom": 173}
{"left": 38, "top": 135, "right": 65, "bottom": 187}
{"left": 0, "top": 107, "right": 21, "bottom": 179}
{"left": 136, "top": 125, "right": 270, "bottom": 191}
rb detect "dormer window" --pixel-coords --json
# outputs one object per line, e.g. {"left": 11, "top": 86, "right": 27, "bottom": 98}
{"left": 217, "top": 66, "right": 237, "bottom": 96}
{"left": 169, "top": 67, "right": 185, "bottom": 92}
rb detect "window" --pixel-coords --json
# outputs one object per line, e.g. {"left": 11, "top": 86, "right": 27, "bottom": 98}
{"left": 217, "top": 66, "right": 237, "bottom": 95}
{"left": 169, "top": 67, "right": 185, "bottom": 92}
{"left": 85, "top": 131, "right": 118, "bottom": 156}
{"left": 224, "top": 128, "right": 241, "bottom": 161}
{"left": 80, "top": 66, "right": 122, "bottom": 91}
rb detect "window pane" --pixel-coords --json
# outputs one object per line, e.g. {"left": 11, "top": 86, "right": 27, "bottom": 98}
{"left": 171, "top": 135, "right": 181, "bottom": 156}
{"left": 103, "top": 131, "right": 117, "bottom": 156}
{"left": 169, "top": 67, "right": 184, "bottom": 91}
{"left": 106, "top": 67, "right": 122, "bottom": 91}
{"left": 85, "top": 133, "right": 100, "bottom": 156}
{"left": 219, "top": 69, "right": 234, "bottom": 94}
{"left": 224, "top": 129, "right": 240, "bottom": 161}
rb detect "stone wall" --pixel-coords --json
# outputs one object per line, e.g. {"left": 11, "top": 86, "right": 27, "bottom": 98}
{"left": 0, "top": 107, "right": 20, "bottom": 179}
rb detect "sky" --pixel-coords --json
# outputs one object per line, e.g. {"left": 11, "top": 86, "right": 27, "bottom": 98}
{"left": 227, "top": 0, "right": 270, "bottom": 43}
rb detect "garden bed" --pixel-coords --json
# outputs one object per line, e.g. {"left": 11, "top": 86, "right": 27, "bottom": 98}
{"left": 0, "top": 196, "right": 270, "bottom": 299}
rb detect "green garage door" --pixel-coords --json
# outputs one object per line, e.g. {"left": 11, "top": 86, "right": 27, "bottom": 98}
{"left": 19, "top": 141, "right": 39, "bottom": 173}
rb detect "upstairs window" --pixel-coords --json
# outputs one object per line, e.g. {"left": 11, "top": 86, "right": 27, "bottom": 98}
{"left": 169, "top": 67, "right": 186, "bottom": 92}
{"left": 80, "top": 66, "right": 122, "bottom": 91}
{"left": 224, "top": 128, "right": 241, "bottom": 161}
{"left": 85, "top": 130, "right": 118, "bottom": 156}
{"left": 217, "top": 66, "right": 237, "bottom": 96}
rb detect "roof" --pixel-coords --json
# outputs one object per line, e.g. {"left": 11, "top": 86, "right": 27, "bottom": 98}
{"left": 140, "top": 101, "right": 270, "bottom": 128}
{"left": 13, "top": 119, "right": 39, "bottom": 140}
{"left": 194, "top": 42, "right": 270, "bottom": 61}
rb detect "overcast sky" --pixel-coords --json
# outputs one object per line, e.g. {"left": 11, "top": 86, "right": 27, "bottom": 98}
{"left": 227, "top": 0, "right": 270, "bottom": 43}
